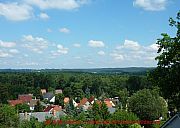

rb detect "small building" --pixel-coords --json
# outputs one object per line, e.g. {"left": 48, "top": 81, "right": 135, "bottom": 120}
{"left": 64, "top": 97, "right": 70, "bottom": 104}
{"left": 44, "top": 105, "right": 62, "bottom": 113}
{"left": 55, "top": 89, "right": 63, "bottom": 94}
{"left": 18, "top": 94, "right": 32, "bottom": 103}
{"left": 78, "top": 98, "right": 90, "bottom": 111}
{"left": 29, "top": 99, "right": 40, "bottom": 111}
{"left": 19, "top": 111, "right": 66, "bottom": 122}
{"left": 43, "top": 92, "right": 55, "bottom": 103}
{"left": 41, "top": 89, "right": 47, "bottom": 95}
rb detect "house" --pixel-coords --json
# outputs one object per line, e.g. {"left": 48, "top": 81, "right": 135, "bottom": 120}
{"left": 104, "top": 98, "right": 116, "bottom": 114}
{"left": 78, "top": 98, "right": 90, "bottom": 111}
{"left": 160, "top": 113, "right": 180, "bottom": 128}
{"left": 29, "top": 99, "right": 40, "bottom": 111}
{"left": 55, "top": 89, "right": 63, "bottom": 94}
{"left": 104, "top": 98, "right": 115, "bottom": 107}
{"left": 41, "top": 89, "right": 46, "bottom": 95}
{"left": 18, "top": 94, "right": 32, "bottom": 103}
{"left": 44, "top": 105, "right": 62, "bottom": 113}
{"left": 72, "top": 99, "right": 78, "bottom": 107}
{"left": 19, "top": 111, "right": 66, "bottom": 122}
{"left": 8, "top": 100, "right": 23, "bottom": 106}
{"left": 43, "top": 92, "right": 55, "bottom": 103}
{"left": 64, "top": 97, "right": 70, "bottom": 104}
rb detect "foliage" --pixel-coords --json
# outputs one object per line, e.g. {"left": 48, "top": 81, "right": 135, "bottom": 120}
{"left": 0, "top": 83, "right": 9, "bottom": 104}
{"left": 15, "top": 103, "right": 30, "bottom": 113}
{"left": 19, "top": 117, "right": 43, "bottom": 128}
{"left": 150, "top": 10, "right": 180, "bottom": 111}
{"left": 0, "top": 104, "right": 19, "bottom": 128}
{"left": 128, "top": 89, "right": 168, "bottom": 121}
{"left": 55, "top": 93, "right": 64, "bottom": 107}
{"left": 34, "top": 101, "right": 43, "bottom": 112}
{"left": 110, "top": 110, "right": 139, "bottom": 128}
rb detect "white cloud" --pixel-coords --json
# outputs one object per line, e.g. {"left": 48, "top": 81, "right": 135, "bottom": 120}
{"left": 73, "top": 43, "right": 81, "bottom": 48}
{"left": 117, "top": 40, "right": 141, "bottom": 51}
{"left": 147, "top": 43, "right": 159, "bottom": 51}
{"left": 88, "top": 40, "right": 105, "bottom": 48}
{"left": 59, "top": 28, "right": 70, "bottom": 34}
{"left": 0, "top": 2, "right": 33, "bottom": 21}
{"left": 110, "top": 53, "right": 124, "bottom": 61}
{"left": 98, "top": 51, "right": 105, "bottom": 56}
{"left": 0, "top": 40, "right": 16, "bottom": 48}
{"left": 0, "top": 50, "right": 10, "bottom": 58}
{"left": 22, "top": 35, "right": 48, "bottom": 53}
{"left": 9, "top": 49, "right": 19, "bottom": 54}
{"left": 111, "top": 39, "right": 159, "bottom": 64}
{"left": 57, "top": 44, "right": 68, "bottom": 54}
{"left": 25, "top": 0, "right": 88, "bottom": 10}
{"left": 133, "top": 0, "right": 167, "bottom": 11}
{"left": 39, "top": 12, "right": 49, "bottom": 19}
{"left": 51, "top": 44, "right": 69, "bottom": 56}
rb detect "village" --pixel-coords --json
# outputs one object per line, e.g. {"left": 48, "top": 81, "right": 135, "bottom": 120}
{"left": 8, "top": 89, "right": 119, "bottom": 123}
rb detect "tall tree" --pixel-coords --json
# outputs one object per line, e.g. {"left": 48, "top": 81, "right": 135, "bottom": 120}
{"left": 150, "top": 11, "right": 180, "bottom": 110}
{"left": 128, "top": 89, "right": 168, "bottom": 121}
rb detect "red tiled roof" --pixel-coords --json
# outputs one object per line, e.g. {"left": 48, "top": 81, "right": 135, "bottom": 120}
{"left": 104, "top": 98, "right": 111, "bottom": 101}
{"left": 18, "top": 94, "right": 32, "bottom": 102}
{"left": 104, "top": 101, "right": 112, "bottom": 108}
{"left": 88, "top": 96, "right": 95, "bottom": 103}
{"left": 78, "top": 98, "right": 88, "bottom": 106}
{"left": 44, "top": 106, "right": 54, "bottom": 112}
{"left": 53, "top": 105, "right": 62, "bottom": 112}
{"left": 44, "top": 105, "right": 62, "bottom": 112}
{"left": 8, "top": 100, "right": 23, "bottom": 106}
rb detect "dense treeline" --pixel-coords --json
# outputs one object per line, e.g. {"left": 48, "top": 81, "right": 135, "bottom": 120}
{"left": 0, "top": 72, "right": 152, "bottom": 103}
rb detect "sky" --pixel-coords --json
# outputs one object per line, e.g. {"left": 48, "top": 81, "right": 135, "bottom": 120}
{"left": 0, "top": 0, "right": 179, "bottom": 69}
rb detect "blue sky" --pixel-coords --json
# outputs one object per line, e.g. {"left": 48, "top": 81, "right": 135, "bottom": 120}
{"left": 0, "top": 0, "right": 179, "bottom": 69}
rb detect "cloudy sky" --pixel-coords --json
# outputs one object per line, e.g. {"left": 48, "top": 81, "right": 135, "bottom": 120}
{"left": 0, "top": 0, "right": 179, "bottom": 69}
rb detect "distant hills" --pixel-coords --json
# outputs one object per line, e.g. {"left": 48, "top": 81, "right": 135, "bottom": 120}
{"left": 0, "top": 67, "right": 155, "bottom": 75}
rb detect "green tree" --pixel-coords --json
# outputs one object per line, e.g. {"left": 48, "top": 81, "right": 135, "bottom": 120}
{"left": 128, "top": 89, "right": 168, "bottom": 121}
{"left": 0, "top": 104, "right": 19, "bottom": 128}
{"left": 15, "top": 103, "right": 30, "bottom": 113}
{"left": 0, "top": 83, "right": 9, "bottom": 103}
{"left": 34, "top": 101, "right": 43, "bottom": 112}
{"left": 55, "top": 93, "right": 65, "bottom": 107}
{"left": 63, "top": 87, "right": 72, "bottom": 97}
{"left": 150, "top": 11, "right": 180, "bottom": 111}
{"left": 110, "top": 110, "right": 139, "bottom": 128}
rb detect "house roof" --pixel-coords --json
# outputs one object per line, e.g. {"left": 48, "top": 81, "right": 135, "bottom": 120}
{"left": 18, "top": 94, "right": 32, "bottom": 102}
{"left": 88, "top": 96, "right": 95, "bottom": 103}
{"left": 55, "top": 89, "right": 62, "bottom": 94}
{"left": 104, "top": 101, "right": 113, "bottom": 108}
{"left": 78, "top": 98, "right": 88, "bottom": 106}
{"left": 104, "top": 98, "right": 111, "bottom": 101}
{"left": 44, "top": 106, "right": 54, "bottom": 112}
{"left": 29, "top": 99, "right": 40, "bottom": 107}
{"left": 160, "top": 113, "right": 180, "bottom": 128}
{"left": 53, "top": 105, "right": 62, "bottom": 112}
{"left": 19, "top": 111, "right": 66, "bottom": 122}
{"left": 64, "top": 97, "right": 69, "bottom": 104}
{"left": 43, "top": 92, "right": 54, "bottom": 100}
{"left": 8, "top": 100, "right": 23, "bottom": 106}
{"left": 41, "top": 89, "right": 46, "bottom": 94}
